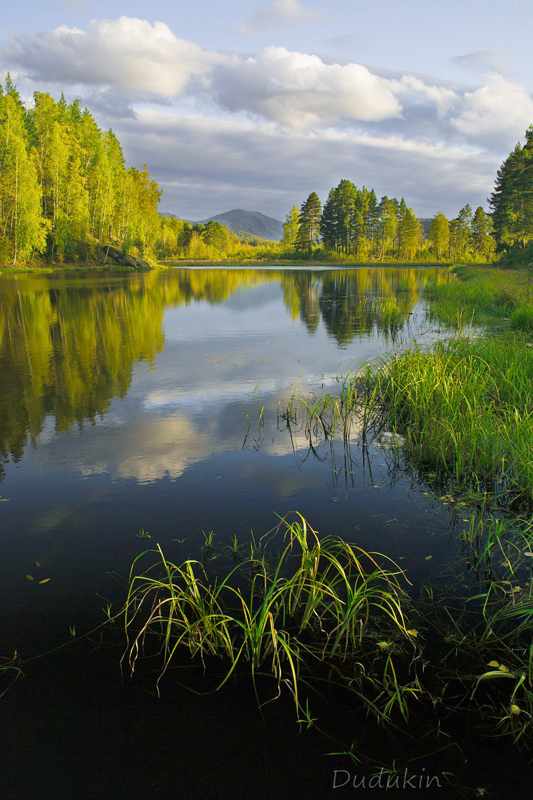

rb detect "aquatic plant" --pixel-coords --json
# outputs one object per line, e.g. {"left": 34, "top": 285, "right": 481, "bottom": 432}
{"left": 119, "top": 513, "right": 419, "bottom": 721}
{"left": 358, "top": 333, "right": 533, "bottom": 504}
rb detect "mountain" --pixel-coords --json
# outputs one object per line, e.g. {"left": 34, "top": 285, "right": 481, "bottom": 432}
{"left": 199, "top": 209, "right": 283, "bottom": 241}
{"left": 419, "top": 218, "right": 433, "bottom": 237}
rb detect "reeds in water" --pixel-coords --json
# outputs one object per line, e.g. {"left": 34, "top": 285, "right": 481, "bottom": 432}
{"left": 120, "top": 513, "right": 421, "bottom": 723}
{"left": 360, "top": 334, "right": 533, "bottom": 504}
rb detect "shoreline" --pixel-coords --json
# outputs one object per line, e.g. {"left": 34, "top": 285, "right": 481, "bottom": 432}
{"left": 0, "top": 259, "right": 464, "bottom": 274}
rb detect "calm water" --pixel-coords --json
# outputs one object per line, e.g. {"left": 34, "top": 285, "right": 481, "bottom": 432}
{"left": 1, "top": 267, "right": 517, "bottom": 799}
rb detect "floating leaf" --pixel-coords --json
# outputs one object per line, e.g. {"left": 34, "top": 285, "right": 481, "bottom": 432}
{"left": 38, "top": 578, "right": 51, "bottom": 584}
{"left": 25, "top": 574, "right": 34, "bottom": 581}
{"left": 377, "top": 642, "right": 390, "bottom": 650}
{"left": 524, "top": 552, "right": 533, "bottom": 558}
{"left": 425, "top": 555, "right": 433, "bottom": 560}
{"left": 488, "top": 660, "right": 500, "bottom": 668}
{"left": 499, "top": 664, "right": 510, "bottom": 673}
{"left": 35, "top": 561, "right": 41, "bottom": 568}
{"left": 406, "top": 629, "right": 418, "bottom": 638}
{"left": 510, "top": 704, "right": 521, "bottom": 715}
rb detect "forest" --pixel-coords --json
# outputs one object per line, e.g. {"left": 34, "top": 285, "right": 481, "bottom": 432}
{"left": 0, "top": 75, "right": 530, "bottom": 266}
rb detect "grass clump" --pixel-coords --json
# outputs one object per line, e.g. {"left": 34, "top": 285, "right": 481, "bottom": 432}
{"left": 359, "top": 334, "right": 533, "bottom": 504}
{"left": 425, "top": 265, "right": 530, "bottom": 327}
{"left": 510, "top": 304, "right": 533, "bottom": 332}
{"left": 120, "top": 513, "right": 423, "bottom": 724}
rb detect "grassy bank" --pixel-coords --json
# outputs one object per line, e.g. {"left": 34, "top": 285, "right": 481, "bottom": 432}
{"left": 361, "top": 334, "right": 533, "bottom": 505}
{"left": 425, "top": 264, "right": 533, "bottom": 329}
{"left": 370, "top": 265, "right": 533, "bottom": 505}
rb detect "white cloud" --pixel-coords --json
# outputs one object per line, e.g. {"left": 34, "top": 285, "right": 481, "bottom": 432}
{"left": 236, "top": 0, "right": 328, "bottom": 36}
{"left": 393, "top": 75, "right": 459, "bottom": 118}
{"left": 116, "top": 110, "right": 497, "bottom": 219}
{"left": 2, "top": 16, "right": 218, "bottom": 96}
{"left": 451, "top": 73, "right": 533, "bottom": 137}
{"left": 213, "top": 46, "right": 403, "bottom": 127}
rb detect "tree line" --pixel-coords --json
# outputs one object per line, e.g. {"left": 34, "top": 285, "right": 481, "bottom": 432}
{"left": 0, "top": 76, "right": 163, "bottom": 265}
{"left": 2, "top": 73, "right": 531, "bottom": 266}
{"left": 283, "top": 181, "right": 496, "bottom": 263}
{"left": 0, "top": 76, "right": 272, "bottom": 265}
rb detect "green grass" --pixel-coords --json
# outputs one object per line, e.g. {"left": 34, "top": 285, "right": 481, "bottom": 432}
{"left": 425, "top": 265, "right": 533, "bottom": 328}
{"left": 268, "top": 264, "right": 533, "bottom": 750}
{"left": 510, "top": 304, "right": 533, "bottom": 332}
{"left": 117, "top": 508, "right": 533, "bottom": 752}
{"left": 358, "top": 334, "right": 533, "bottom": 504}
{"left": 119, "top": 513, "right": 421, "bottom": 723}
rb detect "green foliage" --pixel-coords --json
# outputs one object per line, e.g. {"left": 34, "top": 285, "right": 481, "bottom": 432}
{"left": 288, "top": 182, "right": 495, "bottom": 263}
{"left": 426, "top": 265, "right": 530, "bottom": 326}
{"left": 281, "top": 205, "right": 299, "bottom": 248}
{"left": 510, "top": 304, "right": 533, "bottom": 331}
{"left": 361, "top": 332, "right": 533, "bottom": 504}
{"left": 489, "top": 125, "right": 533, "bottom": 260}
{"left": 296, "top": 192, "right": 322, "bottom": 253}
{"left": 0, "top": 76, "right": 163, "bottom": 265}
{"left": 427, "top": 211, "right": 450, "bottom": 260}
{"left": 120, "top": 513, "right": 414, "bottom": 717}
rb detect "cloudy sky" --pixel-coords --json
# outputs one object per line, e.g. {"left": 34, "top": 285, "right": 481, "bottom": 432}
{"left": 2, "top": 0, "right": 533, "bottom": 221}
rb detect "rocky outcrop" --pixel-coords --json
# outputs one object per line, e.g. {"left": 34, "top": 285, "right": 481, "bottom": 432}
{"left": 101, "top": 245, "right": 152, "bottom": 269}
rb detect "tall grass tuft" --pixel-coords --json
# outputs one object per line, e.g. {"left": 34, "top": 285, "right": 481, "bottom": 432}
{"left": 510, "top": 304, "right": 533, "bottom": 332}
{"left": 119, "top": 514, "right": 418, "bottom": 719}
{"left": 359, "top": 334, "right": 533, "bottom": 504}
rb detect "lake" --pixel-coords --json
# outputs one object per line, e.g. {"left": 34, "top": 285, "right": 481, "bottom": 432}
{"left": 1, "top": 266, "right": 518, "bottom": 799}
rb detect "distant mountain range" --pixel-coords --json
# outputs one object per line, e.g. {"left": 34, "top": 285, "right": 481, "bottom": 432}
{"left": 161, "top": 208, "right": 284, "bottom": 241}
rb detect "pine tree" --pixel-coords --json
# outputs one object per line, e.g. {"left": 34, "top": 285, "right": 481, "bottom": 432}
{"left": 471, "top": 207, "right": 496, "bottom": 260}
{"left": 489, "top": 127, "right": 533, "bottom": 252}
{"left": 296, "top": 192, "right": 321, "bottom": 253}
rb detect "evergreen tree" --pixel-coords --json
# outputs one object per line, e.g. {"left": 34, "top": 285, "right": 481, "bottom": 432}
{"left": 471, "top": 206, "right": 496, "bottom": 260}
{"left": 377, "top": 197, "right": 398, "bottom": 260}
{"left": 449, "top": 204, "right": 472, "bottom": 260}
{"left": 489, "top": 127, "right": 533, "bottom": 252}
{"left": 296, "top": 192, "right": 321, "bottom": 253}
{"left": 397, "top": 202, "right": 422, "bottom": 261}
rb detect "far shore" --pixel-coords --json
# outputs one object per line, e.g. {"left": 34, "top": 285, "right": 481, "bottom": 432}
{"left": 0, "top": 259, "right": 460, "bottom": 274}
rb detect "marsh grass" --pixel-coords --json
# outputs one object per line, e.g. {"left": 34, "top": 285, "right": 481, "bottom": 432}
{"left": 425, "top": 266, "right": 529, "bottom": 327}
{"left": 510, "top": 304, "right": 533, "bottom": 332}
{"left": 119, "top": 513, "right": 425, "bottom": 723}
{"left": 270, "top": 266, "right": 533, "bottom": 747}
{"left": 359, "top": 334, "right": 533, "bottom": 505}
{"left": 415, "top": 509, "right": 533, "bottom": 745}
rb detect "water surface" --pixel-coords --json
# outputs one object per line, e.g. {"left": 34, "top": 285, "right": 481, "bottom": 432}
{"left": 1, "top": 266, "right": 476, "bottom": 798}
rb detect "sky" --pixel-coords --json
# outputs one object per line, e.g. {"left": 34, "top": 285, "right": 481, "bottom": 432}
{"left": 1, "top": 0, "right": 533, "bottom": 222}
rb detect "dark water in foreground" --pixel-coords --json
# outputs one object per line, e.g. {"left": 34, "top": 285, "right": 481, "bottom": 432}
{"left": 0, "top": 267, "right": 526, "bottom": 799}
